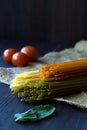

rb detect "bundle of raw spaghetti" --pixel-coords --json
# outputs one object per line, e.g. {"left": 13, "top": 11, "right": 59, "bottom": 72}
{"left": 10, "top": 59, "right": 87, "bottom": 102}
{"left": 39, "top": 59, "right": 87, "bottom": 81}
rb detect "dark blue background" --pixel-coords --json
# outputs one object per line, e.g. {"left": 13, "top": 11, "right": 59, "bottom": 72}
{"left": 0, "top": 0, "right": 87, "bottom": 45}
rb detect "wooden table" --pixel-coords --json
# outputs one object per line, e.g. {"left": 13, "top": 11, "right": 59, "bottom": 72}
{"left": 0, "top": 40, "right": 87, "bottom": 130}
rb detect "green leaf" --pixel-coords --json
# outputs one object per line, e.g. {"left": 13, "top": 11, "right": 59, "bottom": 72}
{"left": 14, "top": 104, "right": 55, "bottom": 122}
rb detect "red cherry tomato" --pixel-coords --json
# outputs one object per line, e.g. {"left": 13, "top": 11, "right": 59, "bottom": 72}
{"left": 3, "top": 48, "right": 17, "bottom": 64}
{"left": 21, "top": 45, "right": 38, "bottom": 62}
{"left": 12, "top": 52, "right": 29, "bottom": 67}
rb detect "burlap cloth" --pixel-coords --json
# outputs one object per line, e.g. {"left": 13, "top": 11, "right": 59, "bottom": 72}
{"left": 0, "top": 40, "right": 87, "bottom": 109}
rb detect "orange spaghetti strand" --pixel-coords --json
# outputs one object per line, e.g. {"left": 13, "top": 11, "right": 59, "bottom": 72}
{"left": 39, "top": 59, "right": 87, "bottom": 81}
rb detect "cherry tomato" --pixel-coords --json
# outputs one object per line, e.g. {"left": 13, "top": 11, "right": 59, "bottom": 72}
{"left": 3, "top": 48, "right": 17, "bottom": 64}
{"left": 12, "top": 52, "right": 29, "bottom": 67}
{"left": 21, "top": 45, "right": 38, "bottom": 62}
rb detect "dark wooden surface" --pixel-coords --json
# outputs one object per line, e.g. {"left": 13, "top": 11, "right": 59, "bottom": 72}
{"left": 0, "top": 40, "right": 87, "bottom": 130}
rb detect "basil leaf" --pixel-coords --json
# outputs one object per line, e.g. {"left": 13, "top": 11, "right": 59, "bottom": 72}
{"left": 14, "top": 104, "right": 55, "bottom": 122}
